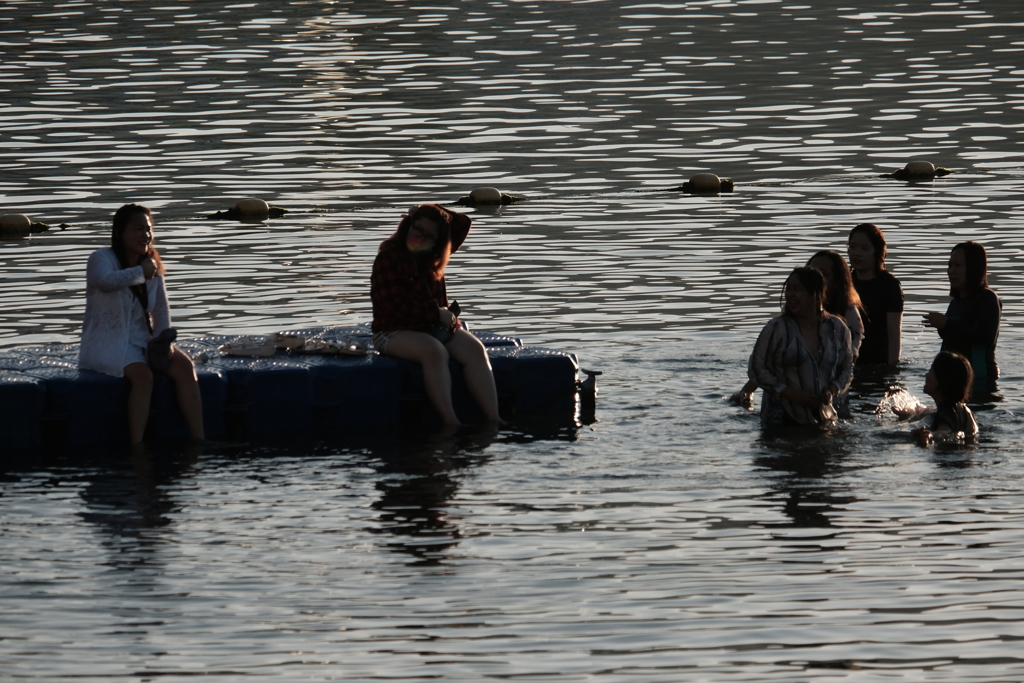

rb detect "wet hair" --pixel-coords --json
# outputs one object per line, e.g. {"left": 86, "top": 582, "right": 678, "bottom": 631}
{"left": 808, "top": 249, "right": 865, "bottom": 320}
{"left": 387, "top": 204, "right": 458, "bottom": 280}
{"left": 950, "top": 240, "right": 988, "bottom": 298}
{"left": 781, "top": 266, "right": 826, "bottom": 319}
{"left": 849, "top": 223, "right": 888, "bottom": 274}
{"left": 931, "top": 351, "right": 973, "bottom": 405}
{"left": 111, "top": 203, "right": 164, "bottom": 274}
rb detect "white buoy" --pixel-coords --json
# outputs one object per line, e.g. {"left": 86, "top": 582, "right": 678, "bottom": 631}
{"left": 904, "top": 161, "right": 936, "bottom": 178}
{"left": 0, "top": 214, "right": 32, "bottom": 233}
{"left": 689, "top": 173, "right": 722, "bottom": 193}
{"left": 469, "top": 187, "right": 503, "bottom": 204}
{"left": 235, "top": 198, "right": 270, "bottom": 215}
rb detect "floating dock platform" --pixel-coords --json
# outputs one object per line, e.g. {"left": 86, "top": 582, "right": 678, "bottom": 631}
{"left": 0, "top": 324, "right": 587, "bottom": 451}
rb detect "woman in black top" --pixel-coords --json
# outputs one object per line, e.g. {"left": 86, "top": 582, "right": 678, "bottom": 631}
{"left": 923, "top": 241, "right": 1000, "bottom": 392}
{"left": 847, "top": 223, "right": 904, "bottom": 365}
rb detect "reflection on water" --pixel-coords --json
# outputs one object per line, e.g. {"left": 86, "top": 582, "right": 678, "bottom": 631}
{"left": 755, "top": 431, "right": 858, "bottom": 529}
{"left": 368, "top": 426, "right": 496, "bottom": 565}
{"left": 3, "top": 0, "right": 1024, "bottom": 680}
{"left": 77, "top": 443, "right": 201, "bottom": 571}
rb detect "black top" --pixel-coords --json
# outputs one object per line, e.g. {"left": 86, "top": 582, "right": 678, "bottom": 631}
{"left": 939, "top": 286, "right": 1000, "bottom": 390}
{"left": 852, "top": 270, "right": 904, "bottom": 365}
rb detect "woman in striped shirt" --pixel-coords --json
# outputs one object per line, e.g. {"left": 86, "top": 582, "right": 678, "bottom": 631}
{"left": 749, "top": 267, "right": 854, "bottom": 428}
{"left": 731, "top": 251, "right": 863, "bottom": 412}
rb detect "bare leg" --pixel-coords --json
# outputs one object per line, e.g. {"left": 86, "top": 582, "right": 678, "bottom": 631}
{"left": 384, "top": 330, "right": 461, "bottom": 426}
{"left": 123, "top": 362, "right": 154, "bottom": 445}
{"left": 167, "top": 347, "right": 205, "bottom": 440}
{"left": 446, "top": 328, "right": 500, "bottom": 422}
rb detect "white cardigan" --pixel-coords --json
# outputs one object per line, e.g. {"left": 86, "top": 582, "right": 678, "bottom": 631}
{"left": 79, "top": 247, "right": 170, "bottom": 378}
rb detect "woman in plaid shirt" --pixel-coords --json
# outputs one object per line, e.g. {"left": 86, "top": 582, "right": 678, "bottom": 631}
{"left": 371, "top": 204, "right": 500, "bottom": 426}
{"left": 749, "top": 267, "right": 854, "bottom": 428}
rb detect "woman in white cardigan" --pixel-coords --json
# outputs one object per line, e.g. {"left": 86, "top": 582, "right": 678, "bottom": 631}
{"left": 80, "top": 204, "right": 204, "bottom": 445}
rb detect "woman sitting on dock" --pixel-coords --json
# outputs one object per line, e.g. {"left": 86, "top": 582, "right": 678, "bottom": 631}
{"left": 79, "top": 204, "right": 204, "bottom": 445}
{"left": 748, "top": 267, "right": 854, "bottom": 428}
{"left": 371, "top": 204, "right": 500, "bottom": 426}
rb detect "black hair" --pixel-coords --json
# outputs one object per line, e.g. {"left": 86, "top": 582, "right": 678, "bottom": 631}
{"left": 111, "top": 203, "right": 164, "bottom": 273}
{"left": 950, "top": 241, "right": 988, "bottom": 298}
{"left": 849, "top": 223, "right": 888, "bottom": 274}
{"left": 931, "top": 351, "right": 973, "bottom": 405}
{"left": 808, "top": 249, "right": 865, "bottom": 319}
{"left": 781, "top": 267, "right": 826, "bottom": 318}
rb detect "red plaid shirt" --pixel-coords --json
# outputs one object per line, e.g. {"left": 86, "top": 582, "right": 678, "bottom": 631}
{"left": 371, "top": 215, "right": 470, "bottom": 333}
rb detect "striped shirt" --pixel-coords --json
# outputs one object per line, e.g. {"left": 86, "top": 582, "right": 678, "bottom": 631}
{"left": 749, "top": 313, "right": 853, "bottom": 426}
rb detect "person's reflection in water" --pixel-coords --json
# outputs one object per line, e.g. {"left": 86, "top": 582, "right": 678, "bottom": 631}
{"left": 76, "top": 441, "right": 201, "bottom": 571}
{"left": 367, "top": 425, "right": 498, "bottom": 567}
{"left": 754, "top": 432, "right": 856, "bottom": 529}
{"left": 929, "top": 443, "right": 977, "bottom": 470}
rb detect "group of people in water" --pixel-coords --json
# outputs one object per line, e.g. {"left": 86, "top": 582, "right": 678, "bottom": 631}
{"left": 79, "top": 205, "right": 1000, "bottom": 447}
{"left": 731, "top": 223, "right": 1000, "bottom": 445}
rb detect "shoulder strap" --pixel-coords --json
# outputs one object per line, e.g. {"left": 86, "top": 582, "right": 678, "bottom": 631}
{"left": 131, "top": 282, "right": 153, "bottom": 335}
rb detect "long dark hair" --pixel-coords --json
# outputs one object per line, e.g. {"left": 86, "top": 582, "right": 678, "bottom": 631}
{"left": 781, "top": 267, "right": 826, "bottom": 319}
{"left": 385, "top": 204, "right": 458, "bottom": 280}
{"left": 932, "top": 351, "right": 973, "bottom": 405}
{"left": 950, "top": 240, "right": 988, "bottom": 298}
{"left": 849, "top": 223, "right": 888, "bottom": 274}
{"left": 111, "top": 203, "right": 165, "bottom": 274}
{"left": 809, "top": 249, "right": 865, "bottom": 320}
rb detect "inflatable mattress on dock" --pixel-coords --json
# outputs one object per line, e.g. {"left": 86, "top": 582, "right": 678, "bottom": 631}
{"left": 0, "top": 324, "right": 587, "bottom": 450}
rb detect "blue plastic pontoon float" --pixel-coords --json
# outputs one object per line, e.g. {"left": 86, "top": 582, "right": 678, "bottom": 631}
{"left": 0, "top": 324, "right": 591, "bottom": 450}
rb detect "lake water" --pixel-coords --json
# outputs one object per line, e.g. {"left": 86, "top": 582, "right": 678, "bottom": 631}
{"left": 3, "top": 0, "right": 1024, "bottom": 680}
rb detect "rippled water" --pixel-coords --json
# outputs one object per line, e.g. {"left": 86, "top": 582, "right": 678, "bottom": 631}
{"left": 3, "top": 1, "right": 1024, "bottom": 680}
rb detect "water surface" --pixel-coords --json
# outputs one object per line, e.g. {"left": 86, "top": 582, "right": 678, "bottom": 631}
{"left": 2, "top": 1, "right": 1024, "bottom": 680}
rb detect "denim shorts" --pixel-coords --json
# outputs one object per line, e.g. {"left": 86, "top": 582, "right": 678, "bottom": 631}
{"left": 372, "top": 331, "right": 398, "bottom": 355}
{"left": 124, "top": 342, "right": 148, "bottom": 367}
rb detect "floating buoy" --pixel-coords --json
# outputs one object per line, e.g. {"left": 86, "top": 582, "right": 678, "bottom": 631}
{"left": 678, "top": 173, "right": 735, "bottom": 194}
{"left": 905, "top": 161, "right": 935, "bottom": 177}
{"left": 0, "top": 214, "right": 32, "bottom": 233}
{"left": 690, "top": 173, "right": 722, "bottom": 193}
{"left": 470, "top": 187, "right": 502, "bottom": 204}
{"left": 454, "top": 187, "right": 523, "bottom": 206}
{"left": 206, "top": 200, "right": 287, "bottom": 221}
{"left": 236, "top": 198, "right": 270, "bottom": 215}
{"left": 884, "top": 161, "right": 952, "bottom": 181}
